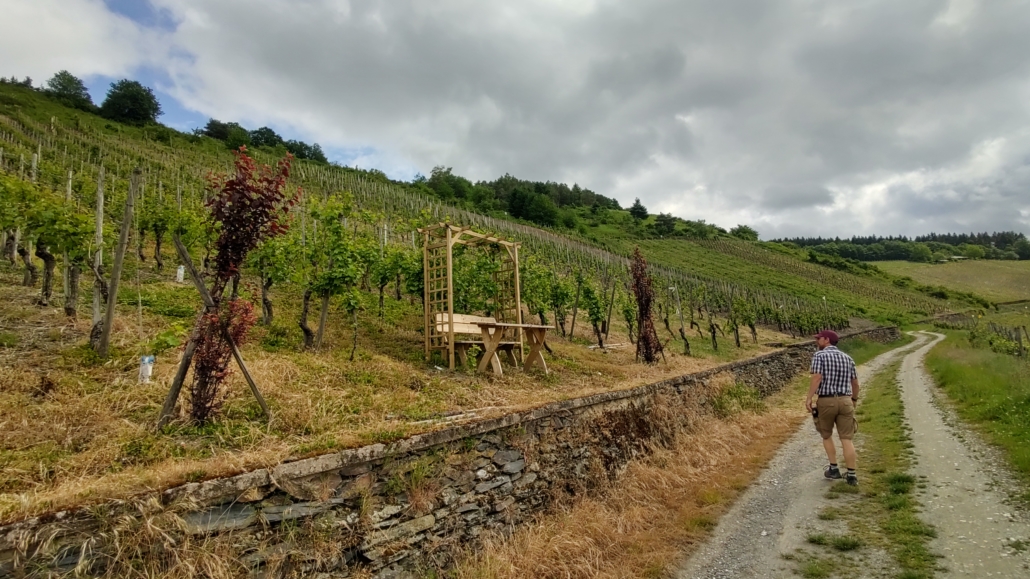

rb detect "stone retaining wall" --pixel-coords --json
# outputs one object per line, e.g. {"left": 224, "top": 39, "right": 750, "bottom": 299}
{"left": 0, "top": 326, "right": 898, "bottom": 578}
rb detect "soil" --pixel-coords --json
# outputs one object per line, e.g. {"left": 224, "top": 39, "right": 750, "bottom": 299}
{"left": 675, "top": 332, "right": 1030, "bottom": 578}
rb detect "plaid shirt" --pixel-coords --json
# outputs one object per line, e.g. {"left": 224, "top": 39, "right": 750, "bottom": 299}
{"left": 810, "top": 346, "right": 857, "bottom": 396}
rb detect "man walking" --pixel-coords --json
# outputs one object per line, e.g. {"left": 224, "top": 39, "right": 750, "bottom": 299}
{"left": 805, "top": 330, "right": 860, "bottom": 485}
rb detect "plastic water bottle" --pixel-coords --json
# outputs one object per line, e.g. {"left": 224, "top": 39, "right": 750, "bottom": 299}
{"left": 176, "top": 265, "right": 185, "bottom": 283}
{"left": 139, "top": 355, "right": 155, "bottom": 383}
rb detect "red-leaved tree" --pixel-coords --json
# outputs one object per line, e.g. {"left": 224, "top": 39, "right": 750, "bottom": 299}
{"left": 631, "top": 247, "right": 664, "bottom": 364}
{"left": 187, "top": 148, "right": 297, "bottom": 422}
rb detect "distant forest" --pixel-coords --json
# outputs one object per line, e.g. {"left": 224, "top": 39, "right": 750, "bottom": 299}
{"left": 772, "top": 232, "right": 1030, "bottom": 262}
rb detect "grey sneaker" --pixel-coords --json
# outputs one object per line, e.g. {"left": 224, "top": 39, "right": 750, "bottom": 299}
{"left": 824, "top": 465, "right": 842, "bottom": 480}
{"left": 846, "top": 472, "right": 859, "bottom": 486}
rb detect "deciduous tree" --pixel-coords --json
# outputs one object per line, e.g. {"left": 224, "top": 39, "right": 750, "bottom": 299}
{"left": 43, "top": 70, "right": 94, "bottom": 111}
{"left": 99, "top": 80, "right": 162, "bottom": 126}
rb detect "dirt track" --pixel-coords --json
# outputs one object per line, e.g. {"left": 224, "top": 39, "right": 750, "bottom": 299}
{"left": 676, "top": 332, "right": 1030, "bottom": 578}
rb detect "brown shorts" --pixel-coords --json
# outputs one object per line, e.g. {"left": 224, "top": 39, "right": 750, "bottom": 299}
{"left": 814, "top": 396, "right": 856, "bottom": 440}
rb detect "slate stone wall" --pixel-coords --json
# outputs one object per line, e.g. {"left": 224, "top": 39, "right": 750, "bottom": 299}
{"left": 0, "top": 327, "right": 898, "bottom": 578}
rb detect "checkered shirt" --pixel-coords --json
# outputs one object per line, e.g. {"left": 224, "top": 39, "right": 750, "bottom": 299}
{"left": 810, "top": 346, "right": 857, "bottom": 396}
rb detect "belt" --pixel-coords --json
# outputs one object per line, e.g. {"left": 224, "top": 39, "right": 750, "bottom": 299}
{"left": 818, "top": 394, "right": 852, "bottom": 398}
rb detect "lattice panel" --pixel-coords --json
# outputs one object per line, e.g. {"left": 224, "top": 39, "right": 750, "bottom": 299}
{"left": 420, "top": 223, "right": 523, "bottom": 369}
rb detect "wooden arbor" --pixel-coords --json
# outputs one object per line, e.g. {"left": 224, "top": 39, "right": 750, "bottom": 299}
{"left": 420, "top": 223, "right": 523, "bottom": 369}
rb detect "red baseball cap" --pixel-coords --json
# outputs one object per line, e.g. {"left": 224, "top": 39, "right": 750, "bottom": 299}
{"left": 814, "top": 330, "right": 839, "bottom": 344}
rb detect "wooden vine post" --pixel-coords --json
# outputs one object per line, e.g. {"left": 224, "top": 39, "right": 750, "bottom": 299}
{"left": 62, "top": 170, "right": 72, "bottom": 313}
{"left": 569, "top": 273, "right": 582, "bottom": 339}
{"left": 96, "top": 168, "right": 138, "bottom": 358}
{"left": 92, "top": 167, "right": 104, "bottom": 325}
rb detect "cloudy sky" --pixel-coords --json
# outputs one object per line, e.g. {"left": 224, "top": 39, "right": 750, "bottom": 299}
{"left": 3, "top": 0, "right": 1029, "bottom": 239}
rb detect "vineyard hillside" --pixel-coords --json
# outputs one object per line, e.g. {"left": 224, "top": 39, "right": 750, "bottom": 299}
{"left": 0, "top": 83, "right": 966, "bottom": 322}
{"left": 0, "top": 82, "right": 962, "bottom": 523}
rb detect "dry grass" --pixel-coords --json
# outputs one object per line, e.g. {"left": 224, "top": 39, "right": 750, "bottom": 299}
{"left": 0, "top": 260, "right": 790, "bottom": 525}
{"left": 451, "top": 377, "right": 808, "bottom": 579}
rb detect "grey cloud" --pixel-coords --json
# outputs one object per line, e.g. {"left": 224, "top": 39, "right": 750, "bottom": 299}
{"left": 762, "top": 185, "right": 834, "bottom": 209}
{"left": 19, "top": 0, "right": 1030, "bottom": 238}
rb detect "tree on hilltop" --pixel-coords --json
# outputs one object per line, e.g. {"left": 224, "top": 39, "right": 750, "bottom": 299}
{"left": 203, "top": 118, "right": 232, "bottom": 140}
{"left": 629, "top": 198, "right": 648, "bottom": 221}
{"left": 99, "top": 79, "right": 162, "bottom": 126}
{"left": 1014, "top": 238, "right": 1030, "bottom": 260}
{"left": 654, "top": 212, "right": 677, "bottom": 236}
{"left": 730, "top": 224, "right": 759, "bottom": 241}
{"left": 43, "top": 71, "right": 95, "bottom": 112}
{"left": 251, "top": 126, "right": 284, "bottom": 148}
{"left": 225, "top": 125, "right": 251, "bottom": 150}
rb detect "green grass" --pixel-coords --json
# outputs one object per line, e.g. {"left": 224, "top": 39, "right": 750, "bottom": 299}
{"left": 797, "top": 555, "right": 836, "bottom": 579}
{"left": 925, "top": 331, "right": 1030, "bottom": 503}
{"left": 837, "top": 334, "right": 915, "bottom": 366}
{"left": 801, "top": 361, "right": 938, "bottom": 578}
{"left": 710, "top": 382, "right": 764, "bottom": 418}
{"left": 873, "top": 260, "right": 1030, "bottom": 303}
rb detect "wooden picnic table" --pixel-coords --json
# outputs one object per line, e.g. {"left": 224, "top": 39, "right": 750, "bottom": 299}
{"left": 475, "top": 322, "right": 554, "bottom": 375}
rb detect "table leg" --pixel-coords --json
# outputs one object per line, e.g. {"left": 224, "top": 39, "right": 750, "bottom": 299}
{"left": 524, "top": 328, "right": 548, "bottom": 374}
{"left": 478, "top": 327, "right": 504, "bottom": 375}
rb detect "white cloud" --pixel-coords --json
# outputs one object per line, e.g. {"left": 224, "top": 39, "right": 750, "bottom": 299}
{"left": 0, "top": 0, "right": 156, "bottom": 81}
{"left": 6, "top": 0, "right": 1030, "bottom": 238}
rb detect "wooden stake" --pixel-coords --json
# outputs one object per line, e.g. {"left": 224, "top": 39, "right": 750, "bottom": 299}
{"left": 92, "top": 167, "right": 105, "bottom": 325}
{"left": 63, "top": 171, "right": 72, "bottom": 306}
{"left": 165, "top": 235, "right": 271, "bottom": 422}
{"left": 97, "top": 169, "right": 138, "bottom": 358}
{"left": 569, "top": 274, "right": 583, "bottom": 339}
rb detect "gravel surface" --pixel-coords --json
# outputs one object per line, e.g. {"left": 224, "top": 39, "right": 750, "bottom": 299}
{"left": 902, "top": 331, "right": 1030, "bottom": 577}
{"left": 675, "top": 338, "right": 923, "bottom": 579}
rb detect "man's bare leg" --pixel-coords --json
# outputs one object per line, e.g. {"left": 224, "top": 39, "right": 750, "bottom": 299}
{"left": 822, "top": 437, "right": 837, "bottom": 465}
{"left": 841, "top": 439, "right": 857, "bottom": 470}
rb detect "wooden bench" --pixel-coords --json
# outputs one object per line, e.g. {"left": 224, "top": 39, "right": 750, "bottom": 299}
{"left": 434, "top": 313, "right": 520, "bottom": 373}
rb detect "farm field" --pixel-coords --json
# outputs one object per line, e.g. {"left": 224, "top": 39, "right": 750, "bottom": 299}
{"left": 873, "top": 260, "right": 1030, "bottom": 303}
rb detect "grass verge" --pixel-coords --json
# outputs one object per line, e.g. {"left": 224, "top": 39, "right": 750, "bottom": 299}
{"left": 925, "top": 331, "right": 1030, "bottom": 504}
{"left": 449, "top": 375, "right": 811, "bottom": 579}
{"left": 804, "top": 361, "right": 938, "bottom": 578}
{"left": 837, "top": 333, "right": 915, "bottom": 366}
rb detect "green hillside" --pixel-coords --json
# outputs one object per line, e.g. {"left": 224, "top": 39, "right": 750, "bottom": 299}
{"left": 0, "top": 81, "right": 960, "bottom": 324}
{"left": 873, "top": 260, "right": 1030, "bottom": 304}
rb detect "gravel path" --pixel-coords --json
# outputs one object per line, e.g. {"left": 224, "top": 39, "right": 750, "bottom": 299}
{"left": 901, "top": 332, "right": 1030, "bottom": 577}
{"left": 675, "top": 337, "right": 924, "bottom": 579}
{"left": 676, "top": 332, "right": 1030, "bottom": 578}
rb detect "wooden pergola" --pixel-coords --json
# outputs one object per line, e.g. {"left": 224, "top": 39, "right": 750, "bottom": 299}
{"left": 420, "top": 223, "right": 523, "bottom": 370}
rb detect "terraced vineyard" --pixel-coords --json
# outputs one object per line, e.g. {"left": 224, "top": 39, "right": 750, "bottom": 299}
{"left": 0, "top": 81, "right": 932, "bottom": 334}
{"left": 612, "top": 238, "right": 948, "bottom": 322}
{"left": 0, "top": 77, "right": 975, "bottom": 549}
